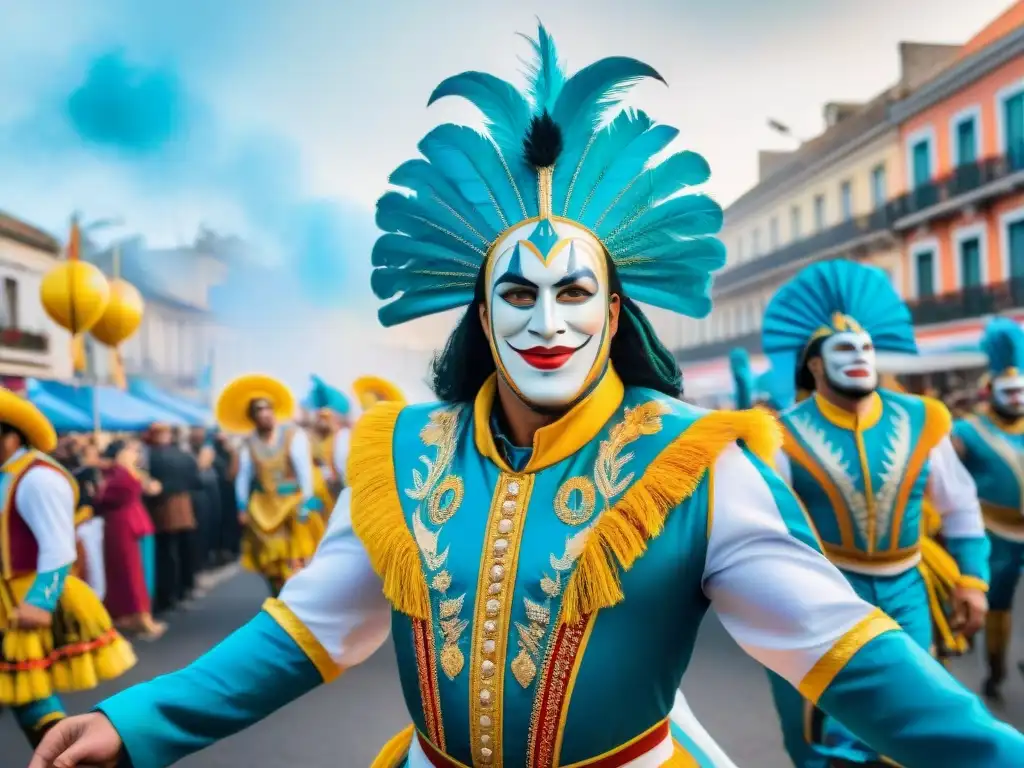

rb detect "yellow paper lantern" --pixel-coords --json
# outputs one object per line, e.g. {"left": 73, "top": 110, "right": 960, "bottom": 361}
{"left": 90, "top": 279, "right": 144, "bottom": 347}
{"left": 39, "top": 261, "right": 111, "bottom": 334}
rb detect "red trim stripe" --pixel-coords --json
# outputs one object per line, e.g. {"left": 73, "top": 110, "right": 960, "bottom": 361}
{"left": 0, "top": 628, "right": 120, "bottom": 672}
{"left": 412, "top": 618, "right": 445, "bottom": 751}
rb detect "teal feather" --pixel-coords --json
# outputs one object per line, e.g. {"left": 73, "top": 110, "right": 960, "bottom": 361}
{"left": 597, "top": 150, "right": 711, "bottom": 234}
{"left": 607, "top": 194, "right": 723, "bottom": 255}
{"left": 617, "top": 238, "right": 725, "bottom": 316}
{"left": 729, "top": 348, "right": 755, "bottom": 409}
{"left": 371, "top": 262, "right": 477, "bottom": 300}
{"left": 375, "top": 191, "right": 487, "bottom": 258}
{"left": 981, "top": 317, "right": 1024, "bottom": 375}
{"left": 378, "top": 286, "right": 477, "bottom": 327}
{"left": 577, "top": 124, "right": 678, "bottom": 227}
{"left": 388, "top": 160, "right": 494, "bottom": 246}
{"left": 517, "top": 23, "right": 565, "bottom": 113}
{"left": 551, "top": 57, "right": 665, "bottom": 207}
{"left": 371, "top": 233, "right": 480, "bottom": 271}
{"left": 762, "top": 261, "right": 917, "bottom": 357}
{"left": 308, "top": 375, "right": 350, "bottom": 415}
{"left": 427, "top": 71, "right": 531, "bottom": 162}
{"left": 560, "top": 110, "right": 653, "bottom": 220}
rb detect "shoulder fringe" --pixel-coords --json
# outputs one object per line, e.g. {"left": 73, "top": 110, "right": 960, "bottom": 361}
{"left": 560, "top": 407, "right": 782, "bottom": 626}
{"left": 348, "top": 402, "right": 431, "bottom": 620}
{"left": 918, "top": 395, "right": 953, "bottom": 453}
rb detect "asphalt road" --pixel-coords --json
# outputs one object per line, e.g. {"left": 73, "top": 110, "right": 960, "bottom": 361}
{"left": 5, "top": 571, "right": 1024, "bottom": 768}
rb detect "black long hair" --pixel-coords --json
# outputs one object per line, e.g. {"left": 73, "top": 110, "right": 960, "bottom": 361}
{"left": 0, "top": 422, "right": 27, "bottom": 447}
{"left": 429, "top": 255, "right": 682, "bottom": 403}
{"left": 796, "top": 337, "right": 825, "bottom": 393}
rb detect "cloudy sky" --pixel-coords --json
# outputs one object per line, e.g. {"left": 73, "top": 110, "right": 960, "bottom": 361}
{"left": 0, "top": 0, "right": 1013, "bottom": 391}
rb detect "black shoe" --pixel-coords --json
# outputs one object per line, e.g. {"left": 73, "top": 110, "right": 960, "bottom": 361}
{"left": 983, "top": 676, "right": 1003, "bottom": 701}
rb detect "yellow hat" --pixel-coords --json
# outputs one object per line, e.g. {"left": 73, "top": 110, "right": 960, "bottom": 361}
{"left": 215, "top": 374, "right": 296, "bottom": 434}
{"left": 352, "top": 376, "right": 406, "bottom": 409}
{"left": 0, "top": 387, "right": 58, "bottom": 453}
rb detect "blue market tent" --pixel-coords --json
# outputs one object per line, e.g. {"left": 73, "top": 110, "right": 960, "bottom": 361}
{"left": 127, "top": 379, "right": 212, "bottom": 426}
{"left": 35, "top": 380, "right": 186, "bottom": 432}
{"left": 25, "top": 379, "right": 93, "bottom": 433}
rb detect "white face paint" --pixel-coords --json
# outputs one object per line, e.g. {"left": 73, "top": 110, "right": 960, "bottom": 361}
{"left": 992, "top": 373, "right": 1024, "bottom": 417}
{"left": 486, "top": 219, "right": 610, "bottom": 409}
{"left": 821, "top": 331, "right": 877, "bottom": 396}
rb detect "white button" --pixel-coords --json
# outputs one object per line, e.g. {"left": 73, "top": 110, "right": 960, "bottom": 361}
{"left": 481, "top": 660, "right": 495, "bottom": 677}
{"left": 485, "top": 599, "right": 500, "bottom": 616}
{"left": 480, "top": 689, "right": 492, "bottom": 705}
{"left": 494, "top": 538, "right": 509, "bottom": 555}
{"left": 488, "top": 583, "right": 501, "bottom": 595}
{"left": 483, "top": 639, "right": 496, "bottom": 653}
{"left": 498, "top": 519, "right": 513, "bottom": 534}
{"left": 481, "top": 734, "right": 491, "bottom": 745}
{"left": 502, "top": 500, "right": 516, "bottom": 513}
{"left": 481, "top": 747, "right": 493, "bottom": 761}
{"left": 508, "top": 481, "right": 520, "bottom": 494}
{"left": 483, "top": 620, "right": 496, "bottom": 633}
{"left": 480, "top": 714, "right": 492, "bottom": 727}
{"left": 490, "top": 565, "right": 505, "bottom": 582}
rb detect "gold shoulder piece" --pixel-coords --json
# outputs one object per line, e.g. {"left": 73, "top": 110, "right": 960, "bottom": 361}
{"left": 348, "top": 401, "right": 431, "bottom": 620}
{"left": 561, "top": 408, "right": 782, "bottom": 625}
{"left": 917, "top": 395, "right": 953, "bottom": 455}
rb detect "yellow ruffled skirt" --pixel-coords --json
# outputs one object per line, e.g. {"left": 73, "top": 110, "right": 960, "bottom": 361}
{"left": 241, "top": 491, "right": 324, "bottom": 581}
{"left": 0, "top": 574, "right": 137, "bottom": 706}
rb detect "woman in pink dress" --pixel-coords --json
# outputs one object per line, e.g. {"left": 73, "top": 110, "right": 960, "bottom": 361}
{"left": 98, "top": 439, "right": 167, "bottom": 640}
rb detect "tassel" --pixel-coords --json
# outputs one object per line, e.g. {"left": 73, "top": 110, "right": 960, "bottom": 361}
{"left": 348, "top": 402, "right": 431, "bottom": 620}
{"left": 561, "top": 408, "right": 782, "bottom": 626}
{"left": 71, "top": 334, "right": 88, "bottom": 373}
{"left": 369, "top": 725, "right": 415, "bottom": 768}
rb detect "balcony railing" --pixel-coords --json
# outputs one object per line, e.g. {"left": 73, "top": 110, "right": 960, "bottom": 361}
{"left": 907, "top": 278, "right": 1024, "bottom": 326}
{"left": 716, "top": 206, "right": 894, "bottom": 293}
{"left": 0, "top": 327, "right": 49, "bottom": 353}
{"left": 890, "top": 147, "right": 1024, "bottom": 226}
{"left": 674, "top": 330, "right": 761, "bottom": 365}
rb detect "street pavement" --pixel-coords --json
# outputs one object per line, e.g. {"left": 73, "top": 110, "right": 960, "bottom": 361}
{"left": 6, "top": 570, "right": 1024, "bottom": 767}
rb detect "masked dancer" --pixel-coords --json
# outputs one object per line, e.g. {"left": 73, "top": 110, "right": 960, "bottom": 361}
{"left": 217, "top": 374, "right": 322, "bottom": 597}
{"left": 307, "top": 375, "right": 352, "bottom": 515}
{"left": 761, "top": 260, "right": 991, "bottom": 767}
{"left": 33, "top": 24, "right": 1024, "bottom": 768}
{"left": 952, "top": 317, "right": 1024, "bottom": 700}
{"left": 0, "top": 388, "right": 135, "bottom": 748}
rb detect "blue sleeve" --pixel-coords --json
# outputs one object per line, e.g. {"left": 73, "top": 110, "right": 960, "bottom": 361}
{"left": 945, "top": 535, "right": 991, "bottom": 584}
{"left": 24, "top": 564, "right": 71, "bottom": 612}
{"left": 818, "top": 630, "right": 1024, "bottom": 766}
{"left": 97, "top": 611, "right": 322, "bottom": 768}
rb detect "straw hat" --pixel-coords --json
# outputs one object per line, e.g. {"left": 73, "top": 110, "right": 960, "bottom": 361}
{"left": 0, "top": 387, "right": 57, "bottom": 453}
{"left": 215, "top": 374, "right": 296, "bottom": 434}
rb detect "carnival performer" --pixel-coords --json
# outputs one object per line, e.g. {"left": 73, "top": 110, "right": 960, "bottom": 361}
{"left": 952, "top": 317, "right": 1024, "bottom": 700}
{"left": 32, "top": 24, "right": 1024, "bottom": 768}
{"left": 761, "top": 260, "right": 991, "bottom": 768}
{"left": 307, "top": 375, "right": 351, "bottom": 514}
{"left": 216, "top": 374, "right": 322, "bottom": 597}
{"left": 0, "top": 388, "right": 135, "bottom": 748}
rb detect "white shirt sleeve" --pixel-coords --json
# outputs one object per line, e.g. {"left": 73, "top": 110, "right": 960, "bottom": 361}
{"left": 928, "top": 436, "right": 985, "bottom": 539}
{"left": 279, "top": 488, "right": 391, "bottom": 667}
{"left": 289, "top": 429, "right": 315, "bottom": 499}
{"left": 774, "top": 450, "right": 792, "bottom": 484}
{"left": 703, "top": 446, "right": 876, "bottom": 689}
{"left": 15, "top": 466, "right": 77, "bottom": 573}
{"left": 333, "top": 429, "right": 350, "bottom": 483}
{"left": 235, "top": 445, "right": 253, "bottom": 510}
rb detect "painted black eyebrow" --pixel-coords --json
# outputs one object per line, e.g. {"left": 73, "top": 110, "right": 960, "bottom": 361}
{"left": 553, "top": 267, "right": 598, "bottom": 289}
{"left": 493, "top": 272, "right": 536, "bottom": 289}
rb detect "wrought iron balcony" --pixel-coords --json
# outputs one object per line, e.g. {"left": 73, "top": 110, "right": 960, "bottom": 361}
{"left": 0, "top": 327, "right": 49, "bottom": 353}
{"left": 715, "top": 205, "right": 894, "bottom": 294}
{"left": 674, "top": 330, "right": 761, "bottom": 365}
{"left": 907, "top": 278, "right": 1024, "bottom": 326}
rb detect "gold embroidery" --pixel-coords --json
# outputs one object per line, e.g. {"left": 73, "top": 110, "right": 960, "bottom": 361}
{"left": 469, "top": 473, "right": 534, "bottom": 766}
{"left": 406, "top": 407, "right": 469, "bottom": 682}
{"left": 554, "top": 476, "right": 597, "bottom": 526}
{"left": 516, "top": 401, "right": 670, "bottom": 687}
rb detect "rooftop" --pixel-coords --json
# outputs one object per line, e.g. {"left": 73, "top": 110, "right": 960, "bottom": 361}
{"left": 0, "top": 211, "right": 61, "bottom": 254}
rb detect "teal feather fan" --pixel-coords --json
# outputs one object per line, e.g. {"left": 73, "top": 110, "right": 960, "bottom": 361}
{"left": 729, "top": 348, "right": 755, "bottom": 409}
{"left": 756, "top": 354, "right": 796, "bottom": 411}
{"left": 761, "top": 260, "right": 917, "bottom": 359}
{"left": 307, "top": 375, "right": 350, "bottom": 415}
{"left": 981, "top": 317, "right": 1024, "bottom": 376}
{"left": 371, "top": 21, "right": 725, "bottom": 327}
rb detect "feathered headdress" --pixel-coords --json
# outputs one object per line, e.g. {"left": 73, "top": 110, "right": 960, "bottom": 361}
{"left": 762, "top": 260, "right": 917, "bottom": 368}
{"left": 729, "top": 347, "right": 755, "bottom": 409}
{"left": 981, "top": 317, "right": 1024, "bottom": 377}
{"left": 370, "top": 22, "right": 725, "bottom": 328}
{"left": 307, "top": 375, "right": 350, "bottom": 416}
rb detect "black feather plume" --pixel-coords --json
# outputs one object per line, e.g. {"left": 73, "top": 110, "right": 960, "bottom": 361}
{"left": 523, "top": 111, "right": 563, "bottom": 168}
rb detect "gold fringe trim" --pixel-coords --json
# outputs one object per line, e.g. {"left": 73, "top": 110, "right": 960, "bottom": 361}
{"left": 369, "top": 725, "right": 416, "bottom": 768}
{"left": 560, "top": 408, "right": 782, "bottom": 626}
{"left": 348, "top": 402, "right": 431, "bottom": 620}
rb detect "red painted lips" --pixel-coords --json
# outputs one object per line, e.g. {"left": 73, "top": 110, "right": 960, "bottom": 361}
{"left": 511, "top": 345, "right": 580, "bottom": 370}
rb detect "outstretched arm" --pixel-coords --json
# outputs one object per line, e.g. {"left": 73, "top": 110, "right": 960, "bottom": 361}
{"left": 703, "top": 445, "right": 1024, "bottom": 768}
{"left": 93, "top": 488, "right": 391, "bottom": 768}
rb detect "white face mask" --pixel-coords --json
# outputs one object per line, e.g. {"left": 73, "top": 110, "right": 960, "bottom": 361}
{"left": 821, "top": 331, "right": 877, "bottom": 396}
{"left": 992, "top": 373, "right": 1024, "bottom": 417}
{"left": 485, "top": 219, "right": 610, "bottom": 409}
